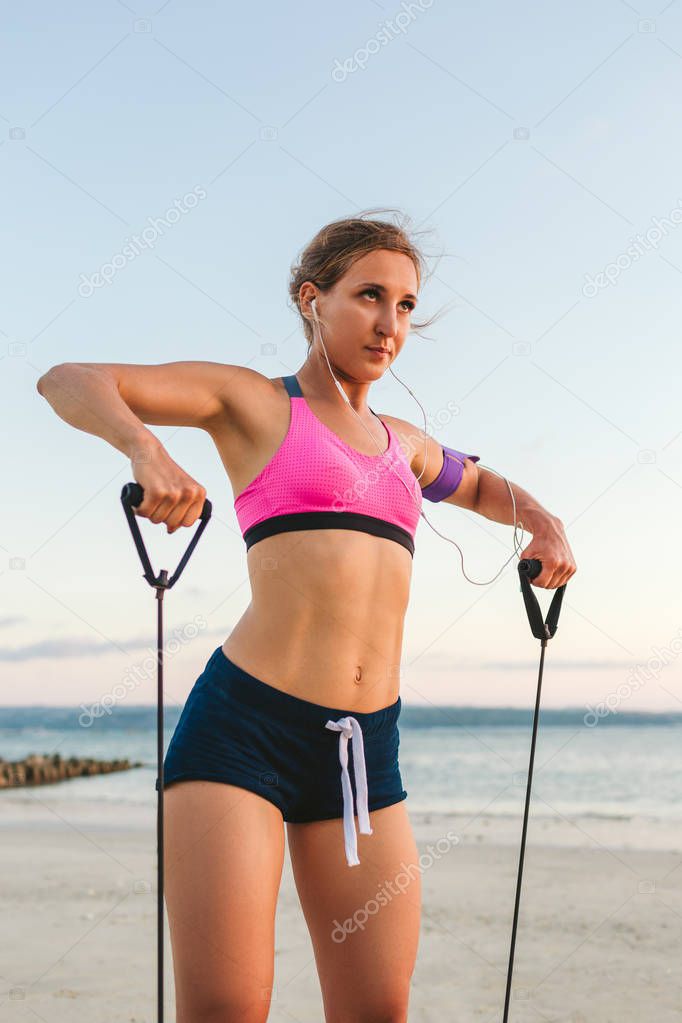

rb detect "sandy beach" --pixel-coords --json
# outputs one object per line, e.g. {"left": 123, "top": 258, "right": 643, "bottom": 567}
{"left": 0, "top": 799, "right": 680, "bottom": 1023}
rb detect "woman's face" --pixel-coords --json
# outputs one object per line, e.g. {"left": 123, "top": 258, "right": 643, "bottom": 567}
{"left": 305, "top": 248, "right": 419, "bottom": 378}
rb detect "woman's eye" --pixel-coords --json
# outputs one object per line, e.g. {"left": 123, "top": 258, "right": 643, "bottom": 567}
{"left": 362, "top": 288, "right": 414, "bottom": 312}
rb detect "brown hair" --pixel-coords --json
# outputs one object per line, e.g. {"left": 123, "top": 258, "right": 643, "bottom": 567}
{"left": 288, "top": 207, "right": 445, "bottom": 351}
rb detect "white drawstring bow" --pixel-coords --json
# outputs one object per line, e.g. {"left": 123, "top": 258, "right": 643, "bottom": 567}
{"left": 325, "top": 715, "right": 373, "bottom": 866}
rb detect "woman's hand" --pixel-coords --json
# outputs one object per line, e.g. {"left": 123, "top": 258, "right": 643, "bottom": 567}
{"left": 130, "top": 441, "right": 207, "bottom": 535}
{"left": 519, "top": 516, "right": 576, "bottom": 589}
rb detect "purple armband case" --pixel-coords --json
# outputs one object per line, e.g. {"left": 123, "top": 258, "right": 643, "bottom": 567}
{"left": 421, "top": 445, "right": 480, "bottom": 502}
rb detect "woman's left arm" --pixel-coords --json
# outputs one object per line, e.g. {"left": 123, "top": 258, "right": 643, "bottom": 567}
{"left": 467, "top": 466, "right": 576, "bottom": 589}
{"left": 395, "top": 417, "right": 577, "bottom": 590}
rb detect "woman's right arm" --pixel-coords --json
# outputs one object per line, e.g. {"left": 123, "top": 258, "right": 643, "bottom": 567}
{"left": 36, "top": 362, "right": 162, "bottom": 458}
{"left": 36, "top": 360, "right": 267, "bottom": 532}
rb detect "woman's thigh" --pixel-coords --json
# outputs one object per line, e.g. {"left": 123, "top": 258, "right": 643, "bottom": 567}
{"left": 164, "top": 780, "right": 286, "bottom": 1023}
{"left": 287, "top": 801, "right": 421, "bottom": 1023}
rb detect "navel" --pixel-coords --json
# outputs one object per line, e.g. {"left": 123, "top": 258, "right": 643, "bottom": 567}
{"left": 354, "top": 665, "right": 363, "bottom": 684}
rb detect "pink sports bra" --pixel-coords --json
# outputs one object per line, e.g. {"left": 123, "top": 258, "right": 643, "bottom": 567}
{"left": 234, "top": 374, "right": 423, "bottom": 557}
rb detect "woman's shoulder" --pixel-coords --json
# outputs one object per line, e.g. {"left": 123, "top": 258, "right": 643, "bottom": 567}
{"left": 372, "top": 413, "right": 443, "bottom": 485}
{"left": 204, "top": 367, "right": 286, "bottom": 451}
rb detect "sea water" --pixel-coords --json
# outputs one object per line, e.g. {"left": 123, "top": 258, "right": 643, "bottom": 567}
{"left": 0, "top": 706, "right": 680, "bottom": 829}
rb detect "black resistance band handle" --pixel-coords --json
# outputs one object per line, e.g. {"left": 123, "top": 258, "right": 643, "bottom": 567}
{"left": 120, "top": 482, "right": 212, "bottom": 590}
{"left": 518, "top": 558, "right": 566, "bottom": 641}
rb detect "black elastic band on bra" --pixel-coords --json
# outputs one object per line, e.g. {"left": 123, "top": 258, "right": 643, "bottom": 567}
{"left": 243, "top": 511, "right": 415, "bottom": 557}
{"left": 282, "top": 374, "right": 303, "bottom": 397}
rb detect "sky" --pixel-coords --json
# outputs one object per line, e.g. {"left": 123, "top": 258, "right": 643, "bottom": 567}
{"left": 2, "top": 0, "right": 682, "bottom": 711}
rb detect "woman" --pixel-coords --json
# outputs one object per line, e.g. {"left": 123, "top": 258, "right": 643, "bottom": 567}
{"left": 37, "top": 212, "right": 576, "bottom": 1023}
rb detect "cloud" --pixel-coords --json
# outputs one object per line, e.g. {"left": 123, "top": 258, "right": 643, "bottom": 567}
{"left": 478, "top": 660, "right": 637, "bottom": 670}
{"left": 406, "top": 650, "right": 637, "bottom": 672}
{"left": 0, "top": 625, "right": 229, "bottom": 662}
{"left": 0, "top": 615, "right": 26, "bottom": 629}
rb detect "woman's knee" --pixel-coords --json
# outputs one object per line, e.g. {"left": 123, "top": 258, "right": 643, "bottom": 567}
{"left": 179, "top": 988, "right": 273, "bottom": 1023}
{"left": 325, "top": 987, "right": 410, "bottom": 1023}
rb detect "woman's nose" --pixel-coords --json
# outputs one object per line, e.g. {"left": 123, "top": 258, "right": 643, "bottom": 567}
{"left": 376, "top": 311, "right": 398, "bottom": 338}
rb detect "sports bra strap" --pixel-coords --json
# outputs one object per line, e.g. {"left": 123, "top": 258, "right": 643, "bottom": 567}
{"left": 282, "top": 374, "right": 303, "bottom": 398}
{"left": 283, "top": 374, "right": 380, "bottom": 418}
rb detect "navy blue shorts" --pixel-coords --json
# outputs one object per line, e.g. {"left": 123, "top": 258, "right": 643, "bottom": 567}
{"left": 158, "top": 646, "right": 407, "bottom": 859}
